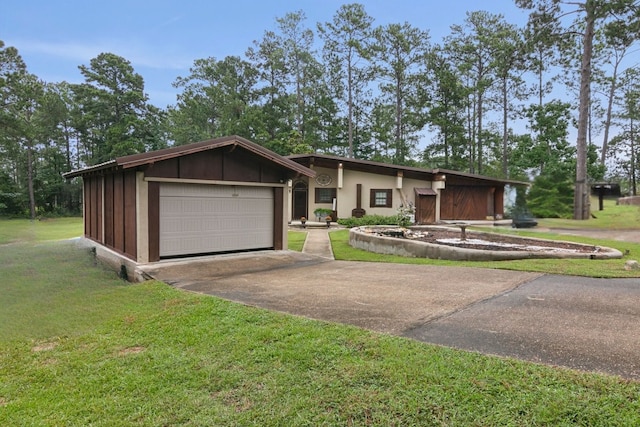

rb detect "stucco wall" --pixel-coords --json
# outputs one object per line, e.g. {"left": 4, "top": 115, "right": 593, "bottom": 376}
{"left": 308, "top": 166, "right": 437, "bottom": 219}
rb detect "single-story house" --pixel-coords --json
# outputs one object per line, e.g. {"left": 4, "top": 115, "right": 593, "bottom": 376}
{"left": 63, "top": 136, "right": 314, "bottom": 279}
{"left": 286, "top": 153, "right": 526, "bottom": 224}
{"left": 65, "top": 136, "right": 525, "bottom": 279}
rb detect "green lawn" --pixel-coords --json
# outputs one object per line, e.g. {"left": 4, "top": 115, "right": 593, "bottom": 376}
{"left": 537, "top": 197, "right": 640, "bottom": 230}
{"left": 329, "top": 229, "right": 640, "bottom": 278}
{"left": 1, "top": 217, "right": 639, "bottom": 425}
{"left": 0, "top": 217, "right": 83, "bottom": 244}
{"left": 1, "top": 240, "right": 639, "bottom": 425}
{"left": 287, "top": 230, "right": 307, "bottom": 252}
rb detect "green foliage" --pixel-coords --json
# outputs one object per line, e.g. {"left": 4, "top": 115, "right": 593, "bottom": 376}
{"left": 287, "top": 230, "right": 307, "bottom": 251}
{"left": 527, "top": 169, "right": 574, "bottom": 218}
{"left": 313, "top": 207, "right": 333, "bottom": 219}
{"left": 0, "top": 217, "right": 82, "bottom": 244}
{"left": 337, "top": 214, "right": 398, "bottom": 228}
{"left": 4, "top": 0, "right": 640, "bottom": 222}
{"left": 330, "top": 228, "right": 640, "bottom": 278}
{"left": 3, "top": 238, "right": 640, "bottom": 425}
{"left": 74, "top": 53, "right": 153, "bottom": 165}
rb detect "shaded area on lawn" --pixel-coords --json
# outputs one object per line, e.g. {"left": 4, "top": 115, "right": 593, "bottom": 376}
{"left": 1, "top": 242, "right": 639, "bottom": 426}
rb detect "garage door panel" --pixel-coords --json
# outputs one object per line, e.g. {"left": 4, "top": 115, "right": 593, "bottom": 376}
{"left": 159, "top": 183, "right": 274, "bottom": 257}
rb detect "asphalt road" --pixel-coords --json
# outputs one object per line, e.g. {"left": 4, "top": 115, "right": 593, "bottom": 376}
{"left": 404, "top": 274, "right": 640, "bottom": 380}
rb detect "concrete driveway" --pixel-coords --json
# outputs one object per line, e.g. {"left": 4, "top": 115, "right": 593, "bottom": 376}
{"left": 142, "top": 248, "right": 640, "bottom": 380}
{"left": 141, "top": 250, "right": 539, "bottom": 335}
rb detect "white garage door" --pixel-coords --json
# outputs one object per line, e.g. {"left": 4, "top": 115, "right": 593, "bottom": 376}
{"left": 159, "top": 183, "right": 274, "bottom": 257}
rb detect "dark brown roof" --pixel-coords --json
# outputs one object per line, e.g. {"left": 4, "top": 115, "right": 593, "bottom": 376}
{"left": 287, "top": 153, "right": 528, "bottom": 186}
{"left": 64, "top": 136, "right": 315, "bottom": 179}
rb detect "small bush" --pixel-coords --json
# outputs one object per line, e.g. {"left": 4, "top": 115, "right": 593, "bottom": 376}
{"left": 337, "top": 214, "right": 398, "bottom": 228}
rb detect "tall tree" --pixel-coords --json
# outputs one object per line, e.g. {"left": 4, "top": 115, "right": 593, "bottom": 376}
{"left": 591, "top": 26, "right": 638, "bottom": 165}
{"left": 318, "top": 3, "right": 374, "bottom": 158}
{"left": 423, "top": 48, "right": 468, "bottom": 170}
{"left": 278, "top": 10, "right": 316, "bottom": 138}
{"left": 609, "top": 67, "right": 640, "bottom": 195}
{"left": 490, "top": 22, "right": 528, "bottom": 178}
{"left": 9, "top": 73, "right": 44, "bottom": 219}
{"left": 171, "top": 56, "right": 259, "bottom": 145}
{"left": 445, "top": 11, "right": 510, "bottom": 174}
{"left": 73, "top": 53, "right": 150, "bottom": 165}
{"left": 246, "top": 28, "right": 291, "bottom": 146}
{"left": 371, "top": 22, "right": 430, "bottom": 164}
{"left": 517, "top": 0, "right": 640, "bottom": 219}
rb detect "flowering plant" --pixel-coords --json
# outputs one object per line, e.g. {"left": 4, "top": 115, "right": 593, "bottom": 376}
{"left": 396, "top": 203, "right": 415, "bottom": 227}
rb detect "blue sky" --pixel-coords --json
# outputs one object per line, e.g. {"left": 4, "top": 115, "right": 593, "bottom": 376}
{"left": 3, "top": 1, "right": 530, "bottom": 108}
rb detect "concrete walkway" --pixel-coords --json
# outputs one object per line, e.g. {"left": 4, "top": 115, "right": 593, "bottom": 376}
{"left": 299, "top": 225, "right": 335, "bottom": 259}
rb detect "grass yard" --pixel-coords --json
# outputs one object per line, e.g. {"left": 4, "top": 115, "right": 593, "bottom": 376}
{"left": 287, "top": 230, "right": 307, "bottom": 252}
{"left": 1, "top": 215, "right": 639, "bottom": 425}
{"left": 328, "top": 199, "right": 640, "bottom": 278}
{"left": 0, "top": 217, "right": 83, "bottom": 244}
{"left": 329, "top": 229, "right": 640, "bottom": 278}
{"left": 1, "top": 240, "right": 639, "bottom": 426}
{"left": 538, "top": 197, "right": 640, "bottom": 230}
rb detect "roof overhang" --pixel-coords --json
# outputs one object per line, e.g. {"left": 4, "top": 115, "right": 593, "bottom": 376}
{"left": 287, "top": 153, "right": 529, "bottom": 186}
{"left": 64, "top": 136, "right": 315, "bottom": 179}
{"left": 415, "top": 188, "right": 437, "bottom": 196}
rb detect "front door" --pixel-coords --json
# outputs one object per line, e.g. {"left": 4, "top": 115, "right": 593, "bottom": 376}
{"left": 416, "top": 194, "right": 436, "bottom": 224}
{"left": 292, "top": 181, "right": 308, "bottom": 220}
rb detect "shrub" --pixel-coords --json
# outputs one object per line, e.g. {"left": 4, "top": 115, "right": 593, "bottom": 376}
{"left": 337, "top": 214, "right": 398, "bottom": 228}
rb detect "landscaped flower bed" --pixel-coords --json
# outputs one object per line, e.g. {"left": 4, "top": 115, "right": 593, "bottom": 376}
{"left": 349, "top": 226, "right": 623, "bottom": 261}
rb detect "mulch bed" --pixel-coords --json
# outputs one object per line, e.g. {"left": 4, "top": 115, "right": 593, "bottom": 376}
{"left": 379, "top": 228, "right": 599, "bottom": 253}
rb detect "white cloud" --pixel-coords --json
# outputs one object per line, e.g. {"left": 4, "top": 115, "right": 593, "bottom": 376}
{"left": 8, "top": 38, "right": 192, "bottom": 71}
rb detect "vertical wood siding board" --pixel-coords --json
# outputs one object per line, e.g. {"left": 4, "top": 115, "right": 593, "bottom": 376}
{"left": 113, "top": 173, "right": 125, "bottom": 252}
{"left": 148, "top": 182, "right": 160, "bottom": 262}
{"left": 84, "top": 179, "right": 89, "bottom": 237}
{"left": 104, "top": 175, "right": 114, "bottom": 247}
{"left": 273, "top": 187, "right": 283, "bottom": 250}
{"left": 124, "top": 171, "right": 137, "bottom": 259}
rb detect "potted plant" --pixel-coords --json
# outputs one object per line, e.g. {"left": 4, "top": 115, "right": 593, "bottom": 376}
{"left": 314, "top": 208, "right": 333, "bottom": 221}
{"left": 300, "top": 216, "right": 307, "bottom": 228}
{"left": 325, "top": 215, "right": 332, "bottom": 228}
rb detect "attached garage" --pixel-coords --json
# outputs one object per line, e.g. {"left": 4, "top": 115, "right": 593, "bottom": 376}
{"left": 64, "top": 136, "right": 315, "bottom": 276}
{"left": 159, "top": 183, "right": 274, "bottom": 257}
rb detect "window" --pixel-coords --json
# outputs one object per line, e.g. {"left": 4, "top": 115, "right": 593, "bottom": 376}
{"left": 315, "top": 188, "right": 336, "bottom": 204}
{"left": 370, "top": 189, "right": 392, "bottom": 208}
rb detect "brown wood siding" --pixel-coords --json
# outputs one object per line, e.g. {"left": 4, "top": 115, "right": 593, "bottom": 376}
{"left": 145, "top": 157, "right": 180, "bottom": 178}
{"left": 440, "top": 185, "right": 491, "bottom": 220}
{"left": 416, "top": 195, "right": 436, "bottom": 224}
{"left": 123, "top": 171, "right": 137, "bottom": 259}
{"left": 148, "top": 182, "right": 160, "bottom": 262}
{"left": 95, "top": 171, "right": 137, "bottom": 260}
{"left": 86, "top": 177, "right": 103, "bottom": 242}
{"left": 83, "top": 179, "right": 89, "bottom": 237}
{"left": 144, "top": 147, "right": 286, "bottom": 184}
{"left": 113, "top": 173, "right": 124, "bottom": 252}
{"left": 104, "top": 175, "right": 115, "bottom": 247}
{"left": 273, "top": 187, "right": 283, "bottom": 250}
{"left": 179, "top": 151, "right": 224, "bottom": 180}
{"left": 494, "top": 186, "right": 504, "bottom": 217}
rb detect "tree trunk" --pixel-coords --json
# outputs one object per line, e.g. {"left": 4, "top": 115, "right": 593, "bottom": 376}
{"left": 632, "top": 116, "right": 637, "bottom": 196}
{"left": 395, "top": 74, "right": 403, "bottom": 163}
{"left": 347, "top": 55, "right": 354, "bottom": 158}
{"left": 27, "top": 139, "right": 36, "bottom": 220}
{"left": 601, "top": 60, "right": 620, "bottom": 165}
{"left": 573, "top": 5, "right": 594, "bottom": 220}
{"left": 502, "top": 76, "right": 508, "bottom": 177}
